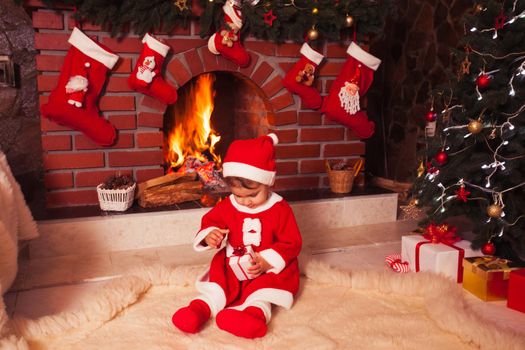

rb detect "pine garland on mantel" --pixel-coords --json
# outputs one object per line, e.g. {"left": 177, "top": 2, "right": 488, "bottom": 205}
{"left": 23, "top": 0, "right": 394, "bottom": 42}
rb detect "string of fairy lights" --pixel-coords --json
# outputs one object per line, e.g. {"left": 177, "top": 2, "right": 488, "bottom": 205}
{"left": 420, "top": 2, "right": 525, "bottom": 249}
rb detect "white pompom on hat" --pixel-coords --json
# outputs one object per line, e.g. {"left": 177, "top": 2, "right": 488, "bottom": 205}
{"left": 222, "top": 133, "right": 279, "bottom": 186}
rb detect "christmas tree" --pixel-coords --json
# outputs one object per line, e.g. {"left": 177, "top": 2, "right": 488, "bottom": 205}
{"left": 412, "top": 0, "right": 525, "bottom": 262}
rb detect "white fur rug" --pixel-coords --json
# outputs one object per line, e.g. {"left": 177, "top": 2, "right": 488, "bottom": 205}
{"left": 2, "top": 260, "right": 524, "bottom": 350}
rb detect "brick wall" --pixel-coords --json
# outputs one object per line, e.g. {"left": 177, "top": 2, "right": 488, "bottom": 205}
{"left": 29, "top": 1, "right": 366, "bottom": 207}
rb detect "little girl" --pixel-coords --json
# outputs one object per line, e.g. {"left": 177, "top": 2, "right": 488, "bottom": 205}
{"left": 172, "top": 133, "right": 302, "bottom": 339}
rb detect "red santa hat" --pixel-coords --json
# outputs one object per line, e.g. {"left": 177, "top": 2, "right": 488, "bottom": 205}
{"left": 222, "top": 133, "right": 279, "bottom": 186}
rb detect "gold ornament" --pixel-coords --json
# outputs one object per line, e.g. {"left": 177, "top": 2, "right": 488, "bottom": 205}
{"left": 474, "top": 4, "right": 485, "bottom": 13}
{"left": 312, "top": 7, "right": 319, "bottom": 15}
{"left": 174, "top": 0, "right": 188, "bottom": 10}
{"left": 460, "top": 56, "right": 471, "bottom": 75}
{"left": 487, "top": 204, "right": 503, "bottom": 218}
{"left": 345, "top": 15, "right": 354, "bottom": 27}
{"left": 488, "top": 128, "right": 497, "bottom": 139}
{"left": 467, "top": 119, "right": 483, "bottom": 134}
{"left": 417, "top": 160, "right": 425, "bottom": 177}
{"left": 307, "top": 27, "right": 319, "bottom": 40}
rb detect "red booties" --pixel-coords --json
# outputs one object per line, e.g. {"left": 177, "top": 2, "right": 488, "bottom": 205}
{"left": 216, "top": 306, "right": 267, "bottom": 339}
{"left": 172, "top": 299, "right": 211, "bottom": 334}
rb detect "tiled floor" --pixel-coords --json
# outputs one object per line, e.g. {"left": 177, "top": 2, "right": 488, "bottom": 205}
{"left": 5, "top": 219, "right": 525, "bottom": 337}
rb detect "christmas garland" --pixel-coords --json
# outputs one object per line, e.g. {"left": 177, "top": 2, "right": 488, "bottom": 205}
{"left": 23, "top": 0, "right": 394, "bottom": 41}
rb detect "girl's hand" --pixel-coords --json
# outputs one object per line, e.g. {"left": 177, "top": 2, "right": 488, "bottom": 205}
{"left": 247, "top": 253, "right": 272, "bottom": 278}
{"left": 204, "top": 228, "right": 228, "bottom": 249}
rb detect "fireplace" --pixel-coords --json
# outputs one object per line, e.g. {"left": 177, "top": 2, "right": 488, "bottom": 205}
{"left": 30, "top": 2, "right": 367, "bottom": 208}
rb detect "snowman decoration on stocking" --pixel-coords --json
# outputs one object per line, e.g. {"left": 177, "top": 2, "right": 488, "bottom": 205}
{"left": 136, "top": 56, "right": 156, "bottom": 85}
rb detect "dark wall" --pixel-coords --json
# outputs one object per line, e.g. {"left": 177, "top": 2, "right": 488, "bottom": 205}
{"left": 368, "top": 0, "right": 473, "bottom": 183}
{"left": 0, "top": 0, "right": 44, "bottom": 213}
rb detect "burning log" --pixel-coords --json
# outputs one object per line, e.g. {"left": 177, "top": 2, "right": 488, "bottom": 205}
{"left": 137, "top": 172, "right": 203, "bottom": 208}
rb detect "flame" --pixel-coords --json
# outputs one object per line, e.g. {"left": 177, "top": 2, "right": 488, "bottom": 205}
{"left": 165, "top": 73, "right": 221, "bottom": 169}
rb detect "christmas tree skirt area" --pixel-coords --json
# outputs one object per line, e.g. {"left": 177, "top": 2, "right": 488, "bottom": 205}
{"left": 2, "top": 261, "right": 524, "bottom": 350}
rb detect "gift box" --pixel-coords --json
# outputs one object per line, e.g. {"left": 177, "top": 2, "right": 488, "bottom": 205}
{"left": 507, "top": 268, "right": 525, "bottom": 312}
{"left": 228, "top": 245, "right": 255, "bottom": 281}
{"left": 401, "top": 234, "right": 481, "bottom": 282}
{"left": 462, "top": 257, "right": 521, "bottom": 301}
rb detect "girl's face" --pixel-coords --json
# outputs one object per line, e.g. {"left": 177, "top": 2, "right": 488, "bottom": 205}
{"left": 230, "top": 183, "right": 270, "bottom": 209}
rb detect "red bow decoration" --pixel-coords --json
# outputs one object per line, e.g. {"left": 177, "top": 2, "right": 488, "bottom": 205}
{"left": 232, "top": 245, "right": 247, "bottom": 256}
{"left": 455, "top": 185, "right": 470, "bottom": 202}
{"left": 423, "top": 223, "right": 460, "bottom": 245}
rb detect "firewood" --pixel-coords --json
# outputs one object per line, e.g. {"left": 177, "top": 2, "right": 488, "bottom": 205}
{"left": 136, "top": 172, "right": 197, "bottom": 198}
{"left": 138, "top": 180, "right": 203, "bottom": 208}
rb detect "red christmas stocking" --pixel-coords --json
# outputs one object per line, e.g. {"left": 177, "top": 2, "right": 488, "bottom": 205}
{"left": 282, "top": 43, "right": 324, "bottom": 110}
{"left": 321, "top": 42, "right": 381, "bottom": 139}
{"left": 172, "top": 299, "right": 211, "bottom": 334}
{"left": 216, "top": 306, "right": 267, "bottom": 339}
{"left": 128, "top": 33, "right": 178, "bottom": 105}
{"left": 41, "top": 27, "right": 119, "bottom": 146}
{"left": 207, "top": 0, "right": 250, "bottom": 67}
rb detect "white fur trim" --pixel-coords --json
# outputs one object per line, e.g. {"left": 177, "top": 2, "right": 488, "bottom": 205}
{"left": 195, "top": 270, "right": 227, "bottom": 317}
{"left": 142, "top": 33, "right": 170, "bottom": 57}
{"left": 223, "top": 162, "right": 276, "bottom": 186}
{"left": 193, "top": 226, "right": 227, "bottom": 252}
{"left": 207, "top": 33, "right": 219, "bottom": 55}
{"left": 223, "top": 1, "right": 242, "bottom": 29}
{"left": 65, "top": 75, "right": 88, "bottom": 93}
{"left": 258, "top": 248, "right": 286, "bottom": 274}
{"left": 228, "top": 288, "right": 294, "bottom": 310}
{"left": 300, "top": 43, "right": 324, "bottom": 65}
{"left": 69, "top": 27, "right": 119, "bottom": 69}
{"left": 346, "top": 42, "right": 381, "bottom": 71}
{"left": 229, "top": 192, "right": 283, "bottom": 214}
{"left": 229, "top": 300, "right": 272, "bottom": 323}
{"left": 84, "top": 62, "right": 90, "bottom": 68}
{"left": 267, "top": 133, "right": 279, "bottom": 145}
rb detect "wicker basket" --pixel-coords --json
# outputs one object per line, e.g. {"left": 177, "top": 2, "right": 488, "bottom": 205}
{"left": 96, "top": 182, "right": 136, "bottom": 211}
{"left": 327, "top": 169, "right": 355, "bottom": 194}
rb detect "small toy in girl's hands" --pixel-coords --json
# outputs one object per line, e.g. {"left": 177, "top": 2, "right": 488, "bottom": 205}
{"left": 228, "top": 245, "right": 255, "bottom": 281}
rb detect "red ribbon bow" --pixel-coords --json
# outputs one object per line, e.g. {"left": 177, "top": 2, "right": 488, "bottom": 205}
{"left": 423, "top": 223, "right": 460, "bottom": 245}
{"left": 232, "top": 245, "right": 246, "bottom": 256}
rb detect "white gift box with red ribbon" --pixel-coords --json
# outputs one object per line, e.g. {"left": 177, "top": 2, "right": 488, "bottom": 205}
{"left": 228, "top": 245, "right": 255, "bottom": 281}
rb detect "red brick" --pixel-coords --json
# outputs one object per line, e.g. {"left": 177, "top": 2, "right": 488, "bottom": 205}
{"left": 239, "top": 55, "right": 258, "bottom": 77}
{"left": 274, "top": 176, "right": 320, "bottom": 190}
{"left": 276, "top": 161, "right": 298, "bottom": 175}
{"left": 75, "top": 133, "right": 134, "bottom": 150}
{"left": 324, "top": 79, "right": 336, "bottom": 93}
{"left": 326, "top": 43, "right": 349, "bottom": 58}
{"left": 276, "top": 144, "right": 320, "bottom": 159}
{"left": 164, "top": 26, "right": 191, "bottom": 36}
{"left": 36, "top": 55, "right": 64, "bottom": 71}
{"left": 44, "top": 152, "right": 104, "bottom": 170}
{"left": 319, "top": 62, "right": 345, "bottom": 77}
{"left": 184, "top": 50, "right": 204, "bottom": 77}
{"left": 278, "top": 62, "right": 294, "bottom": 73}
{"left": 67, "top": 14, "right": 102, "bottom": 31}
{"left": 114, "top": 58, "right": 133, "bottom": 73}
{"left": 40, "top": 118, "right": 73, "bottom": 131}
{"left": 107, "top": 76, "right": 132, "bottom": 92}
{"left": 99, "top": 96, "right": 135, "bottom": 111}
{"left": 108, "top": 114, "right": 136, "bottom": 130}
{"left": 324, "top": 142, "right": 365, "bottom": 157}
{"left": 261, "top": 75, "right": 284, "bottom": 98}
{"left": 345, "top": 129, "right": 360, "bottom": 141}
{"left": 140, "top": 95, "right": 167, "bottom": 113}
{"left": 108, "top": 151, "right": 163, "bottom": 167}
{"left": 165, "top": 39, "right": 207, "bottom": 54}
{"left": 46, "top": 189, "right": 99, "bottom": 207}
{"left": 300, "top": 160, "right": 325, "bottom": 174}
{"left": 251, "top": 61, "right": 273, "bottom": 86}
{"left": 269, "top": 92, "right": 295, "bottom": 112}
{"left": 199, "top": 47, "right": 219, "bottom": 72}
{"left": 275, "top": 43, "right": 304, "bottom": 57}
{"left": 268, "top": 110, "right": 296, "bottom": 126}
{"left": 323, "top": 114, "right": 338, "bottom": 125}
{"left": 300, "top": 127, "right": 345, "bottom": 142}
{"left": 271, "top": 129, "right": 297, "bottom": 143}
{"left": 76, "top": 169, "right": 133, "bottom": 187}
{"left": 37, "top": 74, "right": 58, "bottom": 92}
{"left": 34, "top": 32, "right": 77, "bottom": 50}
{"left": 217, "top": 55, "right": 239, "bottom": 71}
{"left": 135, "top": 167, "right": 164, "bottom": 183}
{"left": 39, "top": 95, "right": 48, "bottom": 107}
{"left": 41, "top": 135, "right": 72, "bottom": 151}
{"left": 137, "top": 132, "right": 163, "bottom": 148}
{"left": 138, "top": 112, "right": 163, "bottom": 128}
{"left": 101, "top": 37, "right": 143, "bottom": 53}
{"left": 33, "top": 11, "right": 64, "bottom": 29}
{"left": 298, "top": 112, "right": 322, "bottom": 125}
{"left": 245, "top": 41, "right": 275, "bottom": 56}
{"left": 167, "top": 58, "right": 192, "bottom": 87}
{"left": 44, "top": 172, "right": 73, "bottom": 189}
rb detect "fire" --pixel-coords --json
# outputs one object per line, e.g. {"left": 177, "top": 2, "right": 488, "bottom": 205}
{"left": 165, "top": 73, "right": 221, "bottom": 170}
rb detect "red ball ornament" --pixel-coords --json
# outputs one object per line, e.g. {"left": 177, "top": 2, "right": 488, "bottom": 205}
{"left": 481, "top": 241, "right": 496, "bottom": 255}
{"left": 425, "top": 111, "right": 437, "bottom": 122}
{"left": 435, "top": 150, "right": 448, "bottom": 166}
{"left": 476, "top": 74, "right": 491, "bottom": 89}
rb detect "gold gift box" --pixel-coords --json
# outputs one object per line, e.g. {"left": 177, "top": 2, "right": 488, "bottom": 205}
{"left": 462, "top": 257, "right": 521, "bottom": 301}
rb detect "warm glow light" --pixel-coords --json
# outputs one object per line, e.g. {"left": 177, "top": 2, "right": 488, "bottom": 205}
{"left": 165, "top": 73, "right": 221, "bottom": 169}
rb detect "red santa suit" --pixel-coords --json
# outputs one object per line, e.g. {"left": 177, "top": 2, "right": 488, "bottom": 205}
{"left": 191, "top": 191, "right": 301, "bottom": 321}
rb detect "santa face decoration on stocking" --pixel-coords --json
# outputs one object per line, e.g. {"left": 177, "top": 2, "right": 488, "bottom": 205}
{"left": 208, "top": 0, "right": 250, "bottom": 67}
{"left": 41, "top": 27, "right": 119, "bottom": 146}
{"left": 282, "top": 43, "right": 324, "bottom": 110}
{"left": 128, "top": 33, "right": 178, "bottom": 105}
{"left": 322, "top": 42, "right": 381, "bottom": 139}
